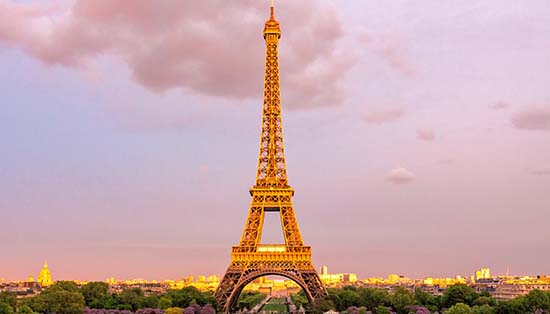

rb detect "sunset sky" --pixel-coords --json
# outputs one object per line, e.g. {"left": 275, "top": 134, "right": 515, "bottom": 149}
{"left": 1, "top": 0, "right": 549, "bottom": 281}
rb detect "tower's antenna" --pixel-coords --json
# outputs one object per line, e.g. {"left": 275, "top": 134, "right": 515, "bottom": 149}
{"left": 270, "top": 0, "right": 275, "bottom": 18}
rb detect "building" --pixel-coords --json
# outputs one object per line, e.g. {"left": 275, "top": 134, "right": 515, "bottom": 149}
{"left": 492, "top": 276, "right": 550, "bottom": 300}
{"left": 475, "top": 268, "right": 491, "bottom": 282}
{"left": 318, "top": 267, "right": 358, "bottom": 286}
{"left": 37, "top": 261, "right": 53, "bottom": 287}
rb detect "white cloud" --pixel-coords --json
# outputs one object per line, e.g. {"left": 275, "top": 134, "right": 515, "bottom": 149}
{"left": 362, "top": 108, "right": 405, "bottom": 125}
{"left": 385, "top": 168, "right": 416, "bottom": 184}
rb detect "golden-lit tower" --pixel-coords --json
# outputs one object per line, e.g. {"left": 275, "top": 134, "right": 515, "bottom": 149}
{"left": 214, "top": 2, "right": 327, "bottom": 313}
{"left": 38, "top": 261, "right": 53, "bottom": 287}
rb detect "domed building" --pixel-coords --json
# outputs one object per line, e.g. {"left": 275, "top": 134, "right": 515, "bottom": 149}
{"left": 38, "top": 261, "right": 53, "bottom": 287}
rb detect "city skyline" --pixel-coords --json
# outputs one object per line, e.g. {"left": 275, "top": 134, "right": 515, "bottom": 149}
{"left": 1, "top": 0, "right": 550, "bottom": 282}
{"left": 0, "top": 262, "right": 532, "bottom": 283}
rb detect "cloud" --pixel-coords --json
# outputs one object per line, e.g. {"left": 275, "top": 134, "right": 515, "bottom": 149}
{"left": 360, "top": 32, "right": 415, "bottom": 76}
{"left": 511, "top": 106, "right": 550, "bottom": 131}
{"left": 362, "top": 108, "right": 405, "bottom": 125}
{"left": 385, "top": 168, "right": 416, "bottom": 184}
{"left": 528, "top": 168, "right": 550, "bottom": 176}
{"left": 489, "top": 101, "right": 509, "bottom": 110}
{"left": 417, "top": 129, "right": 436, "bottom": 141}
{"left": 0, "top": 0, "right": 354, "bottom": 109}
{"left": 380, "top": 38, "right": 415, "bottom": 76}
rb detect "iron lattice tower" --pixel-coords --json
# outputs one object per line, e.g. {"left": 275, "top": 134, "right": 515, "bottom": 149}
{"left": 214, "top": 3, "right": 327, "bottom": 313}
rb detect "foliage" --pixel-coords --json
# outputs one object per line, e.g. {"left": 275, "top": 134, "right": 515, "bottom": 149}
{"left": 310, "top": 297, "right": 336, "bottom": 314}
{"left": 15, "top": 305, "right": 35, "bottom": 314}
{"left": 414, "top": 289, "right": 436, "bottom": 308}
{"left": 31, "top": 282, "right": 85, "bottom": 314}
{"left": 357, "top": 288, "right": 390, "bottom": 310}
{"left": 200, "top": 304, "right": 216, "bottom": 314}
{"left": 182, "top": 307, "right": 195, "bottom": 314}
{"left": 81, "top": 282, "right": 110, "bottom": 306}
{"left": 0, "top": 292, "right": 17, "bottom": 308}
{"left": 83, "top": 309, "right": 142, "bottom": 314}
{"left": 51, "top": 281, "right": 81, "bottom": 293}
{"left": 236, "top": 291, "right": 265, "bottom": 310}
{"left": 0, "top": 303, "right": 14, "bottom": 314}
{"left": 445, "top": 303, "right": 472, "bottom": 314}
{"left": 290, "top": 291, "right": 308, "bottom": 309}
{"left": 472, "top": 304, "right": 495, "bottom": 314}
{"left": 494, "top": 297, "right": 527, "bottom": 314}
{"left": 339, "top": 290, "right": 361, "bottom": 310}
{"left": 141, "top": 296, "right": 160, "bottom": 310}
{"left": 524, "top": 289, "right": 550, "bottom": 311}
{"left": 117, "top": 289, "right": 144, "bottom": 311}
{"left": 390, "top": 287, "right": 414, "bottom": 314}
{"left": 261, "top": 298, "right": 288, "bottom": 312}
{"left": 442, "top": 285, "right": 479, "bottom": 308}
{"left": 404, "top": 305, "right": 430, "bottom": 314}
{"left": 472, "top": 297, "right": 496, "bottom": 307}
{"left": 165, "top": 287, "right": 216, "bottom": 309}
{"left": 135, "top": 309, "right": 165, "bottom": 314}
{"left": 158, "top": 298, "right": 173, "bottom": 310}
{"left": 165, "top": 308, "right": 183, "bottom": 314}
{"left": 374, "top": 305, "right": 393, "bottom": 314}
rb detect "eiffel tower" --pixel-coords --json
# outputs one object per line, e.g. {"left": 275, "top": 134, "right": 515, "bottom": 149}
{"left": 214, "top": 2, "right": 327, "bottom": 313}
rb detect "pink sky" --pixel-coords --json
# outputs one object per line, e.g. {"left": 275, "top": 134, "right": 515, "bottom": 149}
{"left": 0, "top": 0, "right": 549, "bottom": 281}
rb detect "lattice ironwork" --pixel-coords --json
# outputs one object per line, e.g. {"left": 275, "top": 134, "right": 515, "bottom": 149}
{"left": 215, "top": 4, "right": 327, "bottom": 313}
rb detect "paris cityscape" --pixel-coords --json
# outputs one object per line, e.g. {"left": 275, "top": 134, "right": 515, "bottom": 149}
{"left": 1, "top": 1, "right": 549, "bottom": 314}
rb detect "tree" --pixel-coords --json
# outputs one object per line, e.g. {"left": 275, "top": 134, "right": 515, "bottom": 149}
{"left": 201, "top": 304, "right": 216, "bottom": 314}
{"left": 16, "top": 305, "right": 35, "bottom": 314}
{"left": 32, "top": 287, "right": 85, "bottom": 314}
{"left": 165, "top": 307, "right": 183, "bottom": 314}
{"left": 167, "top": 287, "right": 212, "bottom": 309}
{"left": 310, "top": 298, "right": 335, "bottom": 314}
{"left": 339, "top": 290, "right": 360, "bottom": 310}
{"left": 374, "top": 305, "right": 392, "bottom": 314}
{"left": 50, "top": 281, "right": 80, "bottom": 293}
{"left": 472, "top": 297, "right": 496, "bottom": 307}
{"left": 0, "top": 303, "right": 14, "bottom": 314}
{"left": 390, "top": 287, "right": 414, "bottom": 314}
{"left": 442, "top": 285, "right": 478, "bottom": 308}
{"left": 524, "top": 289, "right": 550, "bottom": 311}
{"left": 141, "top": 295, "right": 159, "bottom": 309}
{"left": 291, "top": 292, "right": 308, "bottom": 309}
{"left": 357, "top": 288, "right": 390, "bottom": 310}
{"left": 446, "top": 303, "right": 472, "bottom": 314}
{"left": 494, "top": 298, "right": 526, "bottom": 314}
{"left": 414, "top": 289, "right": 435, "bottom": 307}
{"left": 405, "top": 305, "right": 430, "bottom": 314}
{"left": 117, "top": 288, "right": 144, "bottom": 311}
{"left": 135, "top": 309, "right": 164, "bottom": 314}
{"left": 81, "top": 282, "right": 110, "bottom": 306}
{"left": 472, "top": 304, "right": 495, "bottom": 314}
{"left": 0, "top": 293, "right": 17, "bottom": 308}
{"left": 158, "top": 297, "right": 173, "bottom": 310}
{"left": 183, "top": 306, "right": 196, "bottom": 314}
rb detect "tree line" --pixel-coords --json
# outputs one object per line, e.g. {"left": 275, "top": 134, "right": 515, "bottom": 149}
{"left": 0, "top": 282, "right": 216, "bottom": 314}
{"left": 294, "top": 284, "right": 550, "bottom": 314}
{"left": 2, "top": 282, "right": 550, "bottom": 314}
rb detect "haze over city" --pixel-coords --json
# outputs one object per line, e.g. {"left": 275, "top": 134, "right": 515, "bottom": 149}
{"left": 1, "top": 0, "right": 550, "bottom": 283}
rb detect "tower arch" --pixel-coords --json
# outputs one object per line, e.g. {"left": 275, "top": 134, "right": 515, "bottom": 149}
{"left": 225, "top": 270, "right": 315, "bottom": 311}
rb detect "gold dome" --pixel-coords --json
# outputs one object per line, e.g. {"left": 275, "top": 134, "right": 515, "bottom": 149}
{"left": 38, "top": 261, "right": 53, "bottom": 287}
